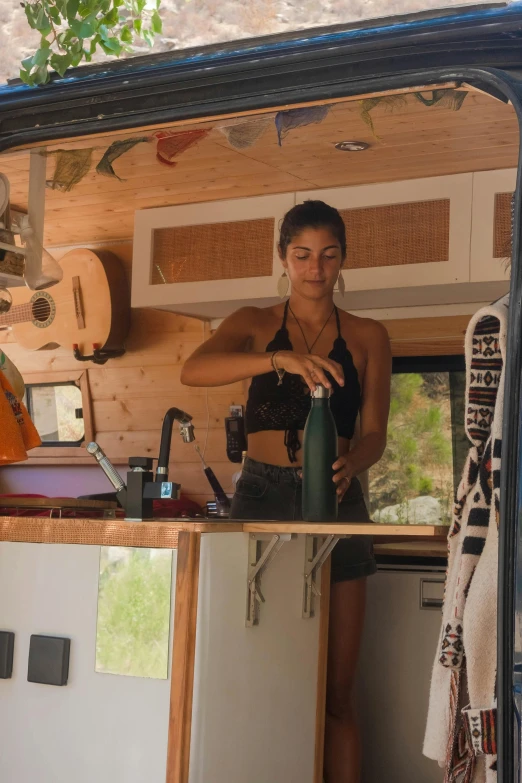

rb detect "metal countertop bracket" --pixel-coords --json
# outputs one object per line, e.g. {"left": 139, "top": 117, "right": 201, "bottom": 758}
{"left": 303, "top": 534, "right": 347, "bottom": 619}
{"left": 246, "top": 533, "right": 293, "bottom": 627}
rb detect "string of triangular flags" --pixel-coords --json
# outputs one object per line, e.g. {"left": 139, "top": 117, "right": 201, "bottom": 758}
{"left": 44, "top": 89, "right": 467, "bottom": 192}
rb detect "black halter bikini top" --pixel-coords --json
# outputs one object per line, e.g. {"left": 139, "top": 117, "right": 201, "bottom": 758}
{"left": 245, "top": 301, "right": 361, "bottom": 462}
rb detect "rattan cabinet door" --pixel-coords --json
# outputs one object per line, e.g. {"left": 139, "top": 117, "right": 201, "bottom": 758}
{"left": 470, "top": 168, "right": 515, "bottom": 283}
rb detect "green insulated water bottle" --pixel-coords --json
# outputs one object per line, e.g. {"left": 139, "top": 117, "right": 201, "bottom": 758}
{"left": 302, "top": 384, "right": 338, "bottom": 522}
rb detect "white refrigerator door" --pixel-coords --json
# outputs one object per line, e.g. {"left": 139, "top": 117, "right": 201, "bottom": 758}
{"left": 356, "top": 567, "right": 445, "bottom": 783}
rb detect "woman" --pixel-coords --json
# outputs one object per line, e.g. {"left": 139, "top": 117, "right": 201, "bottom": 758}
{"left": 181, "top": 200, "right": 391, "bottom": 783}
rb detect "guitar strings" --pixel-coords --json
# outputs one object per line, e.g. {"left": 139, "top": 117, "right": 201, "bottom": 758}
{"left": 2, "top": 301, "right": 54, "bottom": 320}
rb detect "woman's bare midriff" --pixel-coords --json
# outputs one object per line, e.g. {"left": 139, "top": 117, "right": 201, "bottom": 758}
{"left": 247, "top": 430, "right": 351, "bottom": 468}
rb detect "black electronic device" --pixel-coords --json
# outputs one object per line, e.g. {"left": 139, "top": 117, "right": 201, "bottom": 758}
{"left": 225, "top": 411, "right": 247, "bottom": 463}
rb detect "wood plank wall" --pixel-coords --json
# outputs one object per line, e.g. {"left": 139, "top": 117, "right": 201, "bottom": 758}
{"left": 0, "top": 238, "right": 471, "bottom": 507}
{"left": 0, "top": 242, "right": 245, "bottom": 508}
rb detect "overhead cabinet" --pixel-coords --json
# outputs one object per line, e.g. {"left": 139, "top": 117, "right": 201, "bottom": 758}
{"left": 132, "top": 193, "right": 296, "bottom": 319}
{"left": 131, "top": 171, "right": 514, "bottom": 319}
{"left": 470, "top": 168, "right": 515, "bottom": 283}
{"left": 299, "top": 175, "right": 472, "bottom": 291}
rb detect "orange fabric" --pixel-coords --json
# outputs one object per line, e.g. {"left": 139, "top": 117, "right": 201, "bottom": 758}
{"left": 154, "top": 129, "right": 208, "bottom": 166}
{"left": 0, "top": 373, "right": 41, "bottom": 464}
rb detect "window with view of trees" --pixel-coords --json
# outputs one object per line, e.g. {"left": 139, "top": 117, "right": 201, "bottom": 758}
{"left": 369, "top": 356, "right": 466, "bottom": 526}
{"left": 95, "top": 547, "right": 173, "bottom": 679}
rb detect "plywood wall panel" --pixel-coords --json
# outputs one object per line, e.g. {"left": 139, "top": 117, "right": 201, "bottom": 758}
{"left": 94, "top": 393, "right": 242, "bottom": 432}
{"left": 88, "top": 366, "right": 243, "bottom": 399}
{"left": 95, "top": 429, "right": 227, "bottom": 463}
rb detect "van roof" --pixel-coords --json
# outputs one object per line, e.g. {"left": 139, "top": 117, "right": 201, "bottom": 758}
{"left": 1, "top": 1, "right": 522, "bottom": 151}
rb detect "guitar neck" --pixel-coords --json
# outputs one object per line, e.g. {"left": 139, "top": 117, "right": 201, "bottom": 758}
{"left": 0, "top": 303, "right": 34, "bottom": 327}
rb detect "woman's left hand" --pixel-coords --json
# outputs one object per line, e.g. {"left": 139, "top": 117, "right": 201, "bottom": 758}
{"left": 332, "top": 455, "right": 355, "bottom": 500}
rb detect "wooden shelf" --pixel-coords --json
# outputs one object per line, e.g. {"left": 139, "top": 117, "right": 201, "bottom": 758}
{"left": 373, "top": 540, "right": 448, "bottom": 558}
{"left": 240, "top": 521, "right": 448, "bottom": 536}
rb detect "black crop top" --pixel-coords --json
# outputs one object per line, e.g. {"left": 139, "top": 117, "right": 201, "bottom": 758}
{"left": 245, "top": 301, "right": 361, "bottom": 462}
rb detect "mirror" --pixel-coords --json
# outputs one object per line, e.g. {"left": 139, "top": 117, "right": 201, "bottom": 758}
{"left": 24, "top": 381, "right": 84, "bottom": 444}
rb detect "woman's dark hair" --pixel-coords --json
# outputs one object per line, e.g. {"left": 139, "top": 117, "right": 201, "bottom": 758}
{"left": 278, "top": 200, "right": 347, "bottom": 259}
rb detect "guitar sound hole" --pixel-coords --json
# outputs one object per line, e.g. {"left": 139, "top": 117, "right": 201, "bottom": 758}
{"left": 32, "top": 297, "right": 51, "bottom": 323}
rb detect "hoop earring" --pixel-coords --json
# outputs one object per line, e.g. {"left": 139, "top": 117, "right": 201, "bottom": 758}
{"left": 277, "top": 271, "right": 289, "bottom": 299}
{"left": 337, "top": 271, "right": 345, "bottom": 298}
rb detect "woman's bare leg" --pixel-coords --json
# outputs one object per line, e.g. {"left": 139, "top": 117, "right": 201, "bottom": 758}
{"left": 324, "top": 577, "right": 367, "bottom": 783}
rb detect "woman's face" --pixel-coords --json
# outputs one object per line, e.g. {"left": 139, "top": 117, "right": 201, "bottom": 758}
{"left": 280, "top": 226, "right": 343, "bottom": 301}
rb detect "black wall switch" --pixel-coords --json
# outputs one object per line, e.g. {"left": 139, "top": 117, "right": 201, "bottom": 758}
{"left": 0, "top": 631, "right": 14, "bottom": 679}
{"left": 27, "top": 635, "right": 70, "bottom": 686}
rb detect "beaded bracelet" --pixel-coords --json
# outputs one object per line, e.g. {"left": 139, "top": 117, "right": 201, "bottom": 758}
{"left": 270, "top": 350, "right": 286, "bottom": 386}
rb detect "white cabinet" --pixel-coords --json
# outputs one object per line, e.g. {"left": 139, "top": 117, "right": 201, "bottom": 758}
{"left": 131, "top": 171, "right": 514, "bottom": 319}
{"left": 132, "top": 193, "right": 295, "bottom": 319}
{"left": 1, "top": 537, "right": 320, "bottom": 783}
{"left": 298, "top": 175, "right": 473, "bottom": 293}
{"left": 190, "top": 534, "right": 319, "bottom": 783}
{"left": 471, "top": 168, "right": 515, "bottom": 283}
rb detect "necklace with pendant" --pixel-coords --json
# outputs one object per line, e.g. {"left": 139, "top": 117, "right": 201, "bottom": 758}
{"left": 288, "top": 304, "right": 335, "bottom": 354}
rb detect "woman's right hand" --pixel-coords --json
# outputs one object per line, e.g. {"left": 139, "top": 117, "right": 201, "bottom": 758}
{"left": 274, "top": 351, "right": 344, "bottom": 392}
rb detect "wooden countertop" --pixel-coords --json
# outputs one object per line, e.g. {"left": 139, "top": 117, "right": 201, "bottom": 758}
{"left": 0, "top": 514, "right": 448, "bottom": 549}
{"left": 239, "top": 521, "right": 447, "bottom": 536}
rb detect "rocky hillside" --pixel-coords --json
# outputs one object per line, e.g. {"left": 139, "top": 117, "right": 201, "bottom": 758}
{"left": 0, "top": 0, "right": 490, "bottom": 85}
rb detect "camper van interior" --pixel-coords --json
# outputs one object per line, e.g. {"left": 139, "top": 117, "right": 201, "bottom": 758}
{"left": 0, "top": 56, "right": 516, "bottom": 783}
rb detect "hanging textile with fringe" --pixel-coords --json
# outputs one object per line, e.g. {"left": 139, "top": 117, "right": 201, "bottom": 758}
{"left": 275, "top": 105, "right": 330, "bottom": 146}
{"left": 360, "top": 90, "right": 467, "bottom": 138}
{"left": 96, "top": 137, "right": 149, "bottom": 180}
{"left": 217, "top": 116, "right": 272, "bottom": 150}
{"left": 155, "top": 129, "right": 209, "bottom": 166}
{"left": 414, "top": 89, "right": 467, "bottom": 110}
{"left": 359, "top": 95, "right": 407, "bottom": 138}
{"left": 46, "top": 148, "right": 93, "bottom": 192}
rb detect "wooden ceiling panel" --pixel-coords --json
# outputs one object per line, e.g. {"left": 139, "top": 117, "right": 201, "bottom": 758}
{"left": 0, "top": 89, "right": 518, "bottom": 247}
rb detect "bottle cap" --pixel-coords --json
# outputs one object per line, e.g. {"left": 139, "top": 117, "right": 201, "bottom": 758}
{"left": 311, "top": 384, "right": 331, "bottom": 399}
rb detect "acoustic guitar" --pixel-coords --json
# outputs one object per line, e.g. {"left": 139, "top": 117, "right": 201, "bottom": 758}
{"left": 0, "top": 248, "right": 130, "bottom": 361}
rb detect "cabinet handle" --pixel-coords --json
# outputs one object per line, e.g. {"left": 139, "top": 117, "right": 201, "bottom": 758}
{"left": 420, "top": 578, "right": 444, "bottom": 610}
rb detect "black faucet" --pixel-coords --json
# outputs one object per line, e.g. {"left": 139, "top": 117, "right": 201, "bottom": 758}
{"left": 156, "top": 407, "right": 195, "bottom": 482}
{"left": 86, "top": 407, "right": 195, "bottom": 521}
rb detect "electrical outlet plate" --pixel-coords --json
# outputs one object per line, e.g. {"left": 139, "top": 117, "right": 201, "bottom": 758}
{"left": 0, "top": 630, "right": 14, "bottom": 679}
{"left": 27, "top": 634, "right": 70, "bottom": 686}
{"left": 229, "top": 405, "right": 243, "bottom": 417}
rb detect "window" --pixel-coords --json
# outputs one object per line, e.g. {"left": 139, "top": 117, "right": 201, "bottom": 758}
{"left": 95, "top": 547, "right": 173, "bottom": 680}
{"left": 24, "top": 381, "right": 85, "bottom": 445}
{"left": 369, "top": 355, "right": 466, "bottom": 526}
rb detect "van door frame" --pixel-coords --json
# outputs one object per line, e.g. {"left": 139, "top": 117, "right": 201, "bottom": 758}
{"left": 1, "top": 59, "right": 522, "bottom": 782}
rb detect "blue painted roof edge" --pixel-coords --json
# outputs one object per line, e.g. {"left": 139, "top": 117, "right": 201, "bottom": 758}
{"left": 1, "top": 1, "right": 522, "bottom": 95}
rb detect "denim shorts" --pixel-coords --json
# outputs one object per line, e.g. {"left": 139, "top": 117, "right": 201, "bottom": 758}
{"left": 230, "top": 457, "right": 377, "bottom": 583}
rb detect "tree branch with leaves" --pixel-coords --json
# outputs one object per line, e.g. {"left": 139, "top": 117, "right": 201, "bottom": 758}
{"left": 20, "top": 0, "right": 164, "bottom": 86}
